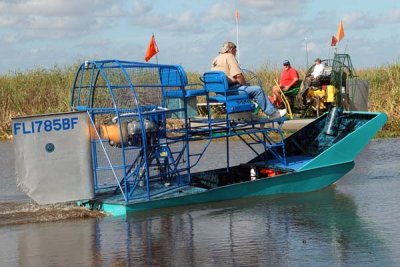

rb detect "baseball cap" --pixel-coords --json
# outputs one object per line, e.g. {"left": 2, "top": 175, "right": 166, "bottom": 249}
{"left": 220, "top": 41, "right": 236, "bottom": 53}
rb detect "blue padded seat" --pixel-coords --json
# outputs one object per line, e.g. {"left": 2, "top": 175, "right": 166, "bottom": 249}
{"left": 160, "top": 65, "right": 207, "bottom": 98}
{"left": 209, "top": 93, "right": 248, "bottom": 103}
{"left": 201, "top": 71, "right": 248, "bottom": 100}
{"left": 164, "top": 88, "right": 207, "bottom": 98}
{"left": 202, "top": 71, "right": 254, "bottom": 114}
{"left": 160, "top": 65, "right": 207, "bottom": 118}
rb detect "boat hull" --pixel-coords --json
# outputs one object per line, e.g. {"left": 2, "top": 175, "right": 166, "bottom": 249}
{"left": 101, "top": 161, "right": 354, "bottom": 216}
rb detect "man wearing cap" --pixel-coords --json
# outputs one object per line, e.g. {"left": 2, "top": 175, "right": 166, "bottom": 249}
{"left": 272, "top": 60, "right": 299, "bottom": 106}
{"left": 311, "top": 58, "right": 324, "bottom": 79}
{"left": 304, "top": 58, "right": 325, "bottom": 89}
{"left": 211, "top": 41, "right": 286, "bottom": 120}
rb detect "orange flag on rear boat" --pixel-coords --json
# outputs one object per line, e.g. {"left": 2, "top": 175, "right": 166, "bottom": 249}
{"left": 144, "top": 35, "right": 159, "bottom": 62}
{"left": 235, "top": 10, "right": 240, "bottom": 21}
{"left": 331, "top": 36, "right": 338, "bottom": 46}
{"left": 336, "top": 20, "right": 345, "bottom": 43}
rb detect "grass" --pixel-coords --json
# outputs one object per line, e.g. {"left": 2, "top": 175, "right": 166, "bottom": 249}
{"left": 0, "top": 65, "right": 76, "bottom": 139}
{"left": 1, "top": 63, "right": 399, "bottom": 140}
{"left": 357, "top": 65, "right": 400, "bottom": 137}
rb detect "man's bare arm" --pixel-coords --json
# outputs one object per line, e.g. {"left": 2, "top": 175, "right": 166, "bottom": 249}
{"left": 234, "top": 73, "right": 247, "bottom": 85}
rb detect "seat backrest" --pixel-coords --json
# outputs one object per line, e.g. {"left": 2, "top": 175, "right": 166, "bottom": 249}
{"left": 323, "top": 65, "right": 332, "bottom": 76}
{"left": 284, "top": 79, "right": 302, "bottom": 97}
{"left": 202, "top": 71, "right": 229, "bottom": 93}
{"left": 159, "top": 65, "right": 188, "bottom": 87}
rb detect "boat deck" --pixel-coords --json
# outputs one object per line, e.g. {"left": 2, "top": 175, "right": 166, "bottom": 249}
{"left": 268, "top": 155, "right": 314, "bottom": 170}
{"left": 95, "top": 155, "right": 313, "bottom": 208}
{"left": 243, "top": 155, "right": 314, "bottom": 171}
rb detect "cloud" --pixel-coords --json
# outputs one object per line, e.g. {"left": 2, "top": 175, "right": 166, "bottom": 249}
{"left": 134, "top": 11, "right": 203, "bottom": 33}
{"left": 2, "top": 33, "right": 19, "bottom": 44}
{"left": 130, "top": 1, "right": 203, "bottom": 34}
{"left": 133, "top": 0, "right": 152, "bottom": 14}
{"left": 261, "top": 21, "right": 303, "bottom": 40}
{"left": 378, "top": 9, "right": 400, "bottom": 24}
{"left": 343, "top": 13, "right": 375, "bottom": 29}
{"left": 0, "top": 0, "right": 121, "bottom": 16}
{"left": 0, "top": 0, "right": 126, "bottom": 42}
{"left": 200, "top": 0, "right": 307, "bottom": 31}
{"left": 0, "top": 15, "right": 18, "bottom": 27}
{"left": 342, "top": 9, "right": 400, "bottom": 30}
{"left": 242, "top": 0, "right": 306, "bottom": 16}
{"left": 203, "top": 3, "right": 234, "bottom": 22}
{"left": 387, "top": 9, "right": 400, "bottom": 23}
{"left": 0, "top": 0, "right": 399, "bottom": 74}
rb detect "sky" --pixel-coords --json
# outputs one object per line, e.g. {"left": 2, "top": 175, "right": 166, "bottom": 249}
{"left": 1, "top": 0, "right": 400, "bottom": 75}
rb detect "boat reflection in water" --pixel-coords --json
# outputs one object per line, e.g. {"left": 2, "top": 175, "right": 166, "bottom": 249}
{"left": 15, "top": 187, "right": 390, "bottom": 266}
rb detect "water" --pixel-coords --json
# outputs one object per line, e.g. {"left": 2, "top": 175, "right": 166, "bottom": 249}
{"left": 0, "top": 138, "right": 399, "bottom": 266}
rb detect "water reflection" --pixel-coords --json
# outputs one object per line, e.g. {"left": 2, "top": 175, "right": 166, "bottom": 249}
{"left": 1, "top": 139, "right": 399, "bottom": 266}
{"left": 0, "top": 176, "right": 395, "bottom": 265}
{"left": 79, "top": 188, "right": 389, "bottom": 266}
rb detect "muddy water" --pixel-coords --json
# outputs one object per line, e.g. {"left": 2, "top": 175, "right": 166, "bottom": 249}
{"left": 0, "top": 138, "right": 399, "bottom": 266}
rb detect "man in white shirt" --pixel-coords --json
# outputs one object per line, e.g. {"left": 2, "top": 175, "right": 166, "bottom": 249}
{"left": 304, "top": 58, "right": 324, "bottom": 89}
{"left": 311, "top": 58, "right": 324, "bottom": 78}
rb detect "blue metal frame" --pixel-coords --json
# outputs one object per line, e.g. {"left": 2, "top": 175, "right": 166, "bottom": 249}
{"left": 70, "top": 60, "right": 287, "bottom": 203}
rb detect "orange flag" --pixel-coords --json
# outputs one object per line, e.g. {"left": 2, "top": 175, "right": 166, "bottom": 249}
{"left": 336, "top": 20, "right": 345, "bottom": 42}
{"left": 331, "top": 36, "right": 338, "bottom": 46}
{"left": 144, "top": 35, "right": 159, "bottom": 62}
{"left": 235, "top": 11, "right": 240, "bottom": 21}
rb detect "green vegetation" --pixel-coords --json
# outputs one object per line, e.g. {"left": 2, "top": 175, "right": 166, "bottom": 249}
{"left": 357, "top": 65, "right": 400, "bottom": 137}
{"left": 0, "top": 65, "right": 77, "bottom": 139}
{"left": 1, "top": 63, "right": 399, "bottom": 140}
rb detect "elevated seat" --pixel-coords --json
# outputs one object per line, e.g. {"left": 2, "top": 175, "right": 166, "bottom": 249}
{"left": 160, "top": 65, "right": 207, "bottom": 98}
{"left": 283, "top": 79, "right": 302, "bottom": 98}
{"left": 163, "top": 88, "right": 207, "bottom": 98}
{"left": 201, "top": 71, "right": 254, "bottom": 114}
{"left": 280, "top": 79, "right": 302, "bottom": 119}
{"left": 160, "top": 65, "right": 207, "bottom": 118}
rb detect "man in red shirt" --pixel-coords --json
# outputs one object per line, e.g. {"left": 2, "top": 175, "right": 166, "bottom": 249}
{"left": 272, "top": 60, "right": 299, "bottom": 106}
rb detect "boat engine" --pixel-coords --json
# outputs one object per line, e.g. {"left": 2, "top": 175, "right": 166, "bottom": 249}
{"left": 101, "top": 119, "right": 158, "bottom": 147}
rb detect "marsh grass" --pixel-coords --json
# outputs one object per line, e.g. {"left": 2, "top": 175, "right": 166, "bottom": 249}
{"left": 357, "top": 64, "right": 400, "bottom": 137}
{"left": 0, "top": 66, "right": 76, "bottom": 139}
{"left": 1, "top": 63, "right": 399, "bottom": 139}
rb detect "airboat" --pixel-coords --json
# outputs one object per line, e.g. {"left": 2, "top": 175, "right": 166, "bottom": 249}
{"left": 12, "top": 59, "right": 387, "bottom": 216}
{"left": 281, "top": 53, "right": 369, "bottom": 119}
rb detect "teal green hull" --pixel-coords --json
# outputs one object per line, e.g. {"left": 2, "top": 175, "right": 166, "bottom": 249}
{"left": 99, "top": 111, "right": 387, "bottom": 216}
{"left": 102, "top": 161, "right": 354, "bottom": 216}
{"left": 300, "top": 112, "right": 387, "bottom": 171}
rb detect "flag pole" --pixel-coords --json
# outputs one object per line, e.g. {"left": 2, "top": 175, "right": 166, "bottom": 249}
{"left": 235, "top": 0, "right": 240, "bottom": 64}
{"left": 304, "top": 37, "right": 309, "bottom": 68}
{"left": 344, "top": 40, "right": 348, "bottom": 54}
{"left": 327, "top": 46, "right": 331, "bottom": 62}
{"left": 153, "top": 33, "right": 159, "bottom": 64}
{"left": 236, "top": 15, "right": 239, "bottom": 63}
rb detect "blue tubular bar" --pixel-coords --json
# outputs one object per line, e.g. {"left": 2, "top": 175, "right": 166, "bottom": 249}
{"left": 70, "top": 60, "right": 287, "bottom": 203}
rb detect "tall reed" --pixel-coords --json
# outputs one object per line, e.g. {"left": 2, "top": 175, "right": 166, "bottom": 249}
{"left": 1, "top": 63, "right": 399, "bottom": 139}
{"left": 0, "top": 66, "right": 76, "bottom": 139}
{"left": 357, "top": 63, "right": 400, "bottom": 137}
